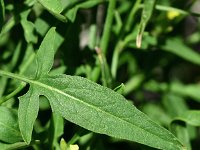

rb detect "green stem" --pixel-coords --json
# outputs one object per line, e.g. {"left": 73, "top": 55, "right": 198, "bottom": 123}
{"left": 100, "top": 0, "right": 116, "bottom": 54}
{"left": 111, "top": 32, "right": 135, "bottom": 79}
{"left": 111, "top": 41, "right": 123, "bottom": 79}
{"left": 138, "top": 4, "right": 200, "bottom": 17}
{"left": 111, "top": 0, "right": 141, "bottom": 79}
{"left": 0, "top": 82, "right": 26, "bottom": 104}
{"left": 0, "top": 70, "right": 30, "bottom": 83}
{"left": 125, "top": 0, "right": 142, "bottom": 32}
{"left": 0, "top": 70, "right": 28, "bottom": 104}
{"left": 96, "top": 47, "right": 112, "bottom": 87}
{"left": 68, "top": 133, "right": 80, "bottom": 145}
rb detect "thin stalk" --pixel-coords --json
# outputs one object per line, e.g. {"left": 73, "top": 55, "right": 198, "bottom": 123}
{"left": 138, "top": 4, "right": 200, "bottom": 17}
{"left": 0, "top": 82, "right": 26, "bottom": 104}
{"left": 111, "top": 0, "right": 141, "bottom": 79}
{"left": 111, "top": 32, "right": 135, "bottom": 79}
{"left": 111, "top": 41, "right": 123, "bottom": 79}
{"left": 100, "top": 0, "right": 116, "bottom": 54}
{"left": 0, "top": 44, "right": 35, "bottom": 103}
{"left": 125, "top": 0, "right": 142, "bottom": 32}
{"left": 95, "top": 47, "right": 112, "bottom": 87}
{"left": 0, "top": 70, "right": 30, "bottom": 83}
{"left": 0, "top": 70, "right": 28, "bottom": 104}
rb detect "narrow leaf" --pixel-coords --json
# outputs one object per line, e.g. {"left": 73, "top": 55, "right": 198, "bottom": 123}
{"left": 172, "top": 111, "right": 200, "bottom": 126}
{"left": 170, "top": 124, "right": 191, "bottom": 150}
{"left": 136, "top": 0, "right": 156, "bottom": 48}
{"left": 21, "top": 27, "right": 57, "bottom": 78}
{"left": 162, "top": 38, "right": 200, "bottom": 65}
{"left": 163, "top": 94, "right": 191, "bottom": 149}
{"left": 48, "top": 113, "right": 64, "bottom": 149}
{"left": 65, "top": 0, "right": 103, "bottom": 22}
{"left": 171, "top": 82, "right": 200, "bottom": 102}
{"left": 20, "top": 10, "right": 37, "bottom": 43}
{"left": 35, "top": 27, "right": 56, "bottom": 76}
{"left": 18, "top": 87, "right": 39, "bottom": 144}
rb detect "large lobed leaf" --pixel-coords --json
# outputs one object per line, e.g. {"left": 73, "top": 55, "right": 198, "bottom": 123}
{"left": 15, "top": 27, "right": 185, "bottom": 149}
{"left": 18, "top": 27, "right": 57, "bottom": 144}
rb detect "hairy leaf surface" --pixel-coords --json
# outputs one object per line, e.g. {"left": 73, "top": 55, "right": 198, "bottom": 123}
{"left": 6, "top": 28, "right": 184, "bottom": 149}
{"left": 18, "top": 27, "right": 57, "bottom": 144}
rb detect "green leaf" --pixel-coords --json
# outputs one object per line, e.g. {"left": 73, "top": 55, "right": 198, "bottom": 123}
{"left": 38, "top": 0, "right": 63, "bottom": 14}
{"left": 136, "top": 0, "right": 156, "bottom": 48}
{"left": 142, "top": 103, "right": 171, "bottom": 126}
{"left": 19, "top": 44, "right": 36, "bottom": 76}
{"left": 163, "top": 94, "right": 188, "bottom": 117}
{"left": 0, "top": 27, "right": 184, "bottom": 149}
{"left": 113, "top": 83, "right": 125, "bottom": 94}
{"left": 0, "top": 0, "right": 5, "bottom": 32}
{"left": 162, "top": 94, "right": 191, "bottom": 150}
{"left": 35, "top": 28, "right": 56, "bottom": 76}
{"left": 18, "top": 27, "right": 57, "bottom": 144}
{"left": 21, "top": 27, "right": 56, "bottom": 78}
{"left": 18, "top": 87, "right": 39, "bottom": 144}
{"left": 170, "top": 82, "right": 200, "bottom": 102}
{"left": 0, "top": 141, "right": 29, "bottom": 150}
{"left": 24, "top": 0, "right": 36, "bottom": 6}
{"left": 162, "top": 38, "right": 200, "bottom": 65}
{"left": 0, "top": 72, "right": 185, "bottom": 150}
{"left": 0, "top": 106, "right": 22, "bottom": 143}
{"left": 20, "top": 10, "right": 37, "bottom": 43}
{"left": 35, "top": 18, "right": 50, "bottom": 36}
{"left": 170, "top": 124, "right": 191, "bottom": 150}
{"left": 65, "top": 0, "right": 103, "bottom": 22}
{"left": 38, "top": 0, "right": 67, "bottom": 22}
{"left": 172, "top": 111, "right": 200, "bottom": 126}
{"left": 48, "top": 113, "right": 64, "bottom": 149}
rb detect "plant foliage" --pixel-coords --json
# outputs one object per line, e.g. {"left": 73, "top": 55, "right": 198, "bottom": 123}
{"left": 0, "top": 0, "right": 200, "bottom": 150}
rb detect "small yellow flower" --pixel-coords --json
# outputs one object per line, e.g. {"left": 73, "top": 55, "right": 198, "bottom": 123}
{"left": 167, "top": 11, "right": 180, "bottom": 20}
